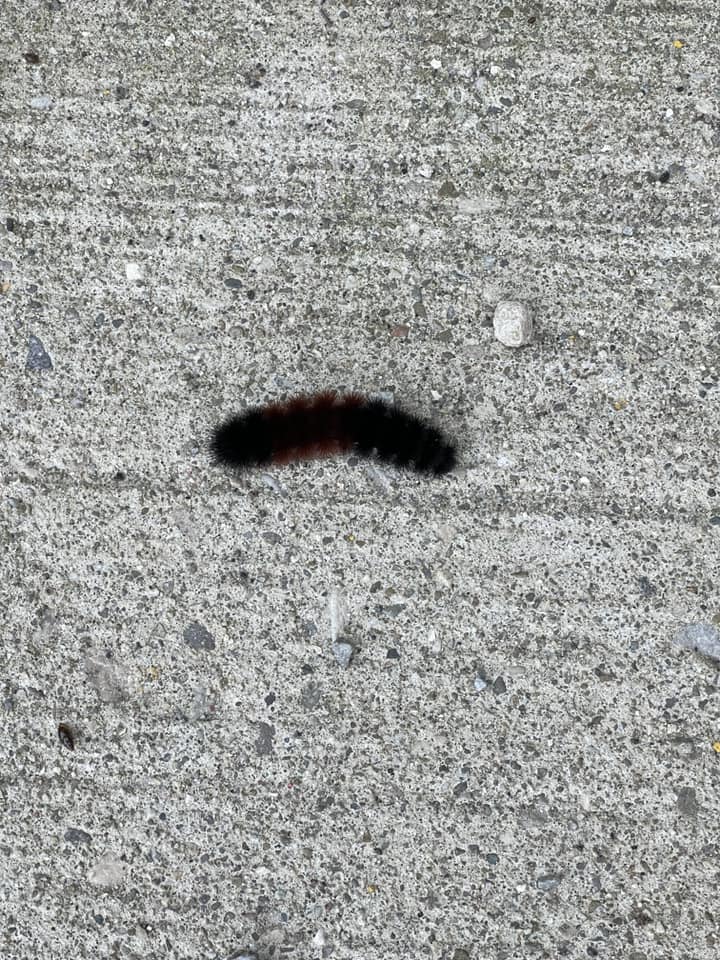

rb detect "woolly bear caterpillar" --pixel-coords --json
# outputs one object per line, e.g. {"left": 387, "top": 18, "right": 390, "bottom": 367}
{"left": 211, "top": 391, "right": 457, "bottom": 475}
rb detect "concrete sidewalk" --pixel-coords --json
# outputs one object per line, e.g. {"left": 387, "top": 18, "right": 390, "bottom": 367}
{"left": 2, "top": 2, "right": 719, "bottom": 958}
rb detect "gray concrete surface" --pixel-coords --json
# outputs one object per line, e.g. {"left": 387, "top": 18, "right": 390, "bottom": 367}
{"left": 2, "top": 2, "right": 719, "bottom": 958}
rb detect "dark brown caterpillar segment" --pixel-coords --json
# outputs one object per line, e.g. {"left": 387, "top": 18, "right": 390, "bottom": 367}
{"left": 211, "top": 391, "right": 457, "bottom": 475}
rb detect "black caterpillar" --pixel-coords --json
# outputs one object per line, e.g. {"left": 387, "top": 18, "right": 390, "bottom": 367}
{"left": 211, "top": 392, "right": 457, "bottom": 475}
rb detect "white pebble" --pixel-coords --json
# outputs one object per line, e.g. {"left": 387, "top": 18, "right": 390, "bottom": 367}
{"left": 125, "top": 262, "right": 144, "bottom": 282}
{"left": 30, "top": 95, "right": 53, "bottom": 109}
{"left": 695, "top": 98, "right": 718, "bottom": 118}
{"left": 88, "top": 851, "right": 126, "bottom": 887}
{"left": 332, "top": 642, "right": 353, "bottom": 669}
{"left": 493, "top": 301, "right": 534, "bottom": 347}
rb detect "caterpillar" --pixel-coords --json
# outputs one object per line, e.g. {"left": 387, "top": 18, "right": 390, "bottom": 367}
{"left": 211, "top": 392, "right": 457, "bottom": 475}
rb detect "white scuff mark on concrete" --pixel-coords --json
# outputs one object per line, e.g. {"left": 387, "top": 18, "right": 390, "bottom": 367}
{"left": 328, "top": 588, "right": 346, "bottom": 644}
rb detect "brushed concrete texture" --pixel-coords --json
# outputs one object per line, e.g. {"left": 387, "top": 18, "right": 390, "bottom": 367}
{"left": 2, "top": 1, "right": 719, "bottom": 959}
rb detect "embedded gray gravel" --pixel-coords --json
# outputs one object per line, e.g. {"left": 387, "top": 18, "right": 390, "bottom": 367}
{"left": 2, "top": 3, "right": 719, "bottom": 959}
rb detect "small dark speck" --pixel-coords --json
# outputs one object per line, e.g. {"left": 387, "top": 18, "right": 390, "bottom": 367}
{"left": 64, "top": 827, "right": 92, "bottom": 844}
{"left": 386, "top": 648, "right": 400, "bottom": 659}
{"left": 115, "top": 85, "right": 129, "bottom": 100}
{"left": 633, "top": 908, "right": 653, "bottom": 927}
{"left": 493, "top": 676, "right": 507, "bottom": 694}
{"left": 638, "top": 575, "right": 657, "bottom": 597}
{"left": 594, "top": 664, "right": 616, "bottom": 682}
{"left": 385, "top": 603, "right": 406, "bottom": 617}
{"left": 265, "top": 692, "right": 276, "bottom": 706}
{"left": 438, "top": 180, "right": 460, "bottom": 199}
{"left": 114, "top": 471, "right": 126, "bottom": 481}
{"left": 183, "top": 621, "right": 216, "bottom": 651}
{"left": 23, "top": 51, "right": 41, "bottom": 64}
{"left": 93, "top": 915, "right": 105, "bottom": 925}
{"left": 676, "top": 785, "right": 699, "bottom": 818}
{"left": 6, "top": 217, "right": 17, "bottom": 232}
{"left": 58, "top": 723, "right": 75, "bottom": 750}
{"left": 301, "top": 663, "right": 314, "bottom": 675}
{"left": 254, "top": 721, "right": 275, "bottom": 756}
{"left": 658, "top": 170, "right": 670, "bottom": 183}
{"left": 224, "top": 278, "right": 243, "bottom": 289}
{"left": 537, "top": 874, "right": 562, "bottom": 892}
{"left": 26, "top": 334, "right": 53, "bottom": 371}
